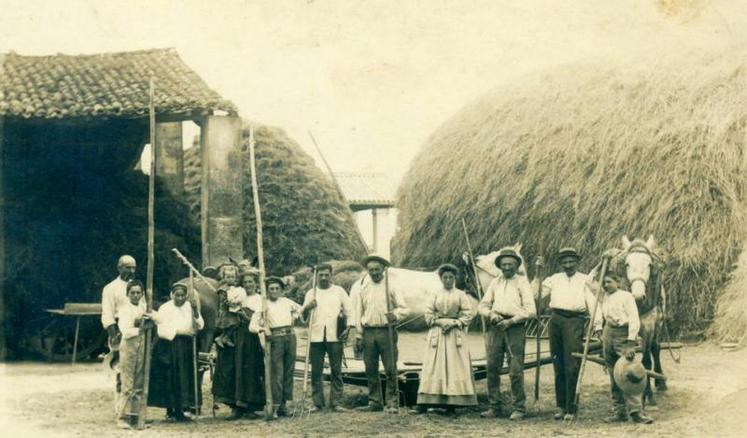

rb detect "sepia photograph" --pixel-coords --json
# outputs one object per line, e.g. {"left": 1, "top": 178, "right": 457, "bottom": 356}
{"left": 0, "top": 0, "right": 745, "bottom": 436}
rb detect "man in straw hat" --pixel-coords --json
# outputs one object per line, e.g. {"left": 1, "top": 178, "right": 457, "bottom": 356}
{"left": 478, "top": 248, "right": 536, "bottom": 420}
{"left": 351, "top": 254, "right": 409, "bottom": 413}
{"left": 598, "top": 271, "right": 653, "bottom": 424}
{"left": 535, "top": 247, "right": 602, "bottom": 421}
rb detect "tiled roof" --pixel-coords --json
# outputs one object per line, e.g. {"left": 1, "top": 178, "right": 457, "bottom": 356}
{"left": 333, "top": 172, "right": 397, "bottom": 207}
{"left": 0, "top": 48, "right": 236, "bottom": 120}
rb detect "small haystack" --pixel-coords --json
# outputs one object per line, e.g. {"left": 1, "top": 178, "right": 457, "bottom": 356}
{"left": 394, "top": 49, "right": 747, "bottom": 337}
{"left": 183, "top": 123, "right": 367, "bottom": 275}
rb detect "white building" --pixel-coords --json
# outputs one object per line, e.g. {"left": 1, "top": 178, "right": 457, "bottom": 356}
{"left": 333, "top": 172, "right": 397, "bottom": 260}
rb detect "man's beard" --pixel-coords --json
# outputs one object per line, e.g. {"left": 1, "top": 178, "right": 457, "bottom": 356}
{"left": 120, "top": 272, "right": 134, "bottom": 280}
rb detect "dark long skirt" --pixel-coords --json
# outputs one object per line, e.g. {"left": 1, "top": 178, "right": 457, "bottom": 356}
{"left": 212, "top": 325, "right": 265, "bottom": 410}
{"left": 148, "top": 335, "right": 201, "bottom": 411}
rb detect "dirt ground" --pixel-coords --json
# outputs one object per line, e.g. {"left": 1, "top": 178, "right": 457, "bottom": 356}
{"left": 2, "top": 332, "right": 746, "bottom": 437}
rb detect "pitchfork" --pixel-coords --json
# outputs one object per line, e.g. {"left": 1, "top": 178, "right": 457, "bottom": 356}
{"left": 292, "top": 266, "right": 317, "bottom": 419}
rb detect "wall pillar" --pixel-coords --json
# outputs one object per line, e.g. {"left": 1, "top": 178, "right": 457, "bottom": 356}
{"left": 371, "top": 208, "right": 379, "bottom": 254}
{"left": 199, "top": 116, "right": 243, "bottom": 267}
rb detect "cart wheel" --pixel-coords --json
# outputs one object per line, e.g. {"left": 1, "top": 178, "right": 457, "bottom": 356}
{"left": 26, "top": 315, "right": 106, "bottom": 362}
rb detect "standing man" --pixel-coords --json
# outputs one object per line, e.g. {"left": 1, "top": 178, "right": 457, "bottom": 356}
{"left": 101, "top": 255, "right": 138, "bottom": 348}
{"left": 478, "top": 248, "right": 536, "bottom": 420}
{"left": 303, "top": 263, "right": 354, "bottom": 413}
{"left": 351, "top": 255, "right": 409, "bottom": 414}
{"left": 599, "top": 271, "right": 653, "bottom": 424}
{"left": 250, "top": 277, "right": 304, "bottom": 418}
{"left": 535, "top": 248, "right": 602, "bottom": 421}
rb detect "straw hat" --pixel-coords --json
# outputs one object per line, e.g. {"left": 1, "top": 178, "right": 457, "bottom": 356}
{"left": 613, "top": 356, "right": 647, "bottom": 396}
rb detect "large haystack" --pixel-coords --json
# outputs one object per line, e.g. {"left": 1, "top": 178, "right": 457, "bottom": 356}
{"left": 184, "top": 123, "right": 367, "bottom": 275}
{"left": 394, "top": 49, "right": 747, "bottom": 338}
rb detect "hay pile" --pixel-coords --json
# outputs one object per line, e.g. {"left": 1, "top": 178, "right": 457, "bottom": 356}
{"left": 394, "top": 49, "right": 747, "bottom": 338}
{"left": 183, "top": 123, "right": 367, "bottom": 275}
{"left": 3, "top": 120, "right": 202, "bottom": 358}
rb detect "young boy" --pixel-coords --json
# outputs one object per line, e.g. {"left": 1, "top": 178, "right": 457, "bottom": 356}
{"left": 599, "top": 271, "right": 653, "bottom": 424}
{"left": 215, "top": 264, "right": 248, "bottom": 348}
{"left": 115, "top": 280, "right": 149, "bottom": 429}
{"left": 148, "top": 282, "right": 204, "bottom": 422}
{"left": 250, "top": 276, "right": 305, "bottom": 418}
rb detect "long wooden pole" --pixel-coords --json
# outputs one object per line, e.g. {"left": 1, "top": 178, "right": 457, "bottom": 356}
{"left": 533, "top": 261, "right": 544, "bottom": 402}
{"left": 248, "top": 126, "right": 274, "bottom": 419}
{"left": 190, "top": 270, "right": 199, "bottom": 419}
{"left": 300, "top": 267, "right": 317, "bottom": 410}
{"left": 137, "top": 77, "right": 157, "bottom": 430}
{"left": 383, "top": 268, "right": 399, "bottom": 410}
{"left": 572, "top": 257, "right": 609, "bottom": 416}
{"left": 460, "top": 219, "right": 487, "bottom": 333}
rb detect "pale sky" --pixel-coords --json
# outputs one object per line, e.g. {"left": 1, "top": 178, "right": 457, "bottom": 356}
{"left": 1, "top": 0, "right": 744, "bottom": 183}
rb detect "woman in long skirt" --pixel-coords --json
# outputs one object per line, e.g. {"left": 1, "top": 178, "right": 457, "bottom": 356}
{"left": 412, "top": 264, "right": 477, "bottom": 415}
{"left": 211, "top": 269, "right": 265, "bottom": 420}
{"left": 148, "top": 283, "right": 204, "bottom": 422}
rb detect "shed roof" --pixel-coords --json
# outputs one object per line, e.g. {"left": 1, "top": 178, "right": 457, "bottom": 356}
{"left": 0, "top": 48, "right": 236, "bottom": 120}
{"left": 333, "top": 172, "right": 397, "bottom": 209}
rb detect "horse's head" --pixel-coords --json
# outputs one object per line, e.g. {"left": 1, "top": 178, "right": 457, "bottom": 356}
{"left": 620, "top": 235, "right": 657, "bottom": 302}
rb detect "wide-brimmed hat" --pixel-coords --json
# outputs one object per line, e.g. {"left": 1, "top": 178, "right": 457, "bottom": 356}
{"left": 613, "top": 356, "right": 647, "bottom": 396}
{"left": 362, "top": 254, "right": 391, "bottom": 267}
{"left": 437, "top": 263, "right": 459, "bottom": 276}
{"left": 557, "top": 247, "right": 581, "bottom": 260}
{"left": 265, "top": 276, "right": 286, "bottom": 289}
{"left": 494, "top": 248, "right": 522, "bottom": 267}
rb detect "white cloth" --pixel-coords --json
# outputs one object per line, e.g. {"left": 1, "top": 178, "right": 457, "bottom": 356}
{"left": 225, "top": 286, "right": 247, "bottom": 313}
{"left": 601, "top": 289, "right": 640, "bottom": 341}
{"left": 117, "top": 301, "right": 147, "bottom": 340}
{"left": 154, "top": 300, "right": 204, "bottom": 341}
{"left": 303, "top": 285, "right": 353, "bottom": 342}
{"left": 243, "top": 293, "right": 262, "bottom": 312}
{"left": 101, "top": 277, "right": 137, "bottom": 329}
{"left": 539, "top": 272, "right": 602, "bottom": 330}
{"left": 478, "top": 275, "right": 536, "bottom": 320}
{"left": 249, "top": 297, "right": 302, "bottom": 332}
{"left": 351, "top": 272, "right": 409, "bottom": 332}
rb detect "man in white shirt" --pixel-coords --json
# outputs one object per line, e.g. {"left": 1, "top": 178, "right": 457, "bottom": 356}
{"left": 101, "top": 255, "right": 138, "bottom": 347}
{"left": 478, "top": 248, "right": 536, "bottom": 420}
{"left": 250, "top": 276, "right": 304, "bottom": 418}
{"left": 351, "top": 255, "right": 409, "bottom": 413}
{"left": 302, "top": 263, "right": 353, "bottom": 413}
{"left": 599, "top": 272, "right": 653, "bottom": 424}
{"left": 535, "top": 247, "right": 602, "bottom": 421}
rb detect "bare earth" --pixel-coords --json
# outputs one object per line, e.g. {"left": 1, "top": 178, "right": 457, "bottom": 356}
{"left": 2, "top": 332, "right": 746, "bottom": 437}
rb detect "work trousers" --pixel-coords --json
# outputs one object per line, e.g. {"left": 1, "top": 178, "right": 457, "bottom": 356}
{"left": 485, "top": 323, "right": 526, "bottom": 413}
{"left": 603, "top": 326, "right": 643, "bottom": 415}
{"left": 362, "top": 327, "right": 399, "bottom": 408}
{"left": 548, "top": 311, "right": 585, "bottom": 414}
{"left": 310, "top": 341, "right": 344, "bottom": 408}
{"left": 269, "top": 333, "right": 296, "bottom": 410}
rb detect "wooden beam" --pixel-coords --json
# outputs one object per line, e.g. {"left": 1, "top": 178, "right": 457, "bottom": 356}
{"left": 199, "top": 118, "right": 210, "bottom": 267}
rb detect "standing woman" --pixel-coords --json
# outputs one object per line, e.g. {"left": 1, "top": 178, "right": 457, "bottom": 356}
{"left": 212, "top": 269, "right": 265, "bottom": 420}
{"left": 148, "top": 283, "right": 204, "bottom": 422}
{"left": 411, "top": 264, "right": 477, "bottom": 415}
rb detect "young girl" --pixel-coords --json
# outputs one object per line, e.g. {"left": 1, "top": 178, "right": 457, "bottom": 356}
{"left": 215, "top": 264, "right": 248, "bottom": 348}
{"left": 148, "top": 282, "right": 204, "bottom": 422}
{"left": 115, "top": 280, "right": 149, "bottom": 429}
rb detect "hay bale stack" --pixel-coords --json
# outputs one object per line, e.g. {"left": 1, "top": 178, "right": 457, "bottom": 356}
{"left": 394, "top": 49, "right": 747, "bottom": 337}
{"left": 184, "top": 123, "right": 367, "bottom": 275}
